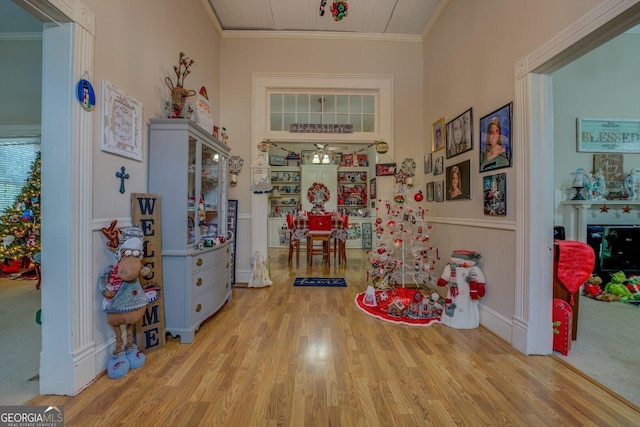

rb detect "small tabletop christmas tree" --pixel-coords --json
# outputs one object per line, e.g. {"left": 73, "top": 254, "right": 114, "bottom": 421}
{"left": 0, "top": 151, "right": 41, "bottom": 266}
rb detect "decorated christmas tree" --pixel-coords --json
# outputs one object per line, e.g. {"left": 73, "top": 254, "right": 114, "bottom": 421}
{"left": 0, "top": 151, "right": 41, "bottom": 263}
{"left": 368, "top": 159, "right": 439, "bottom": 290}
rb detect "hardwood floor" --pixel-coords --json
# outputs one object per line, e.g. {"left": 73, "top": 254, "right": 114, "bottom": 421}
{"left": 29, "top": 249, "right": 639, "bottom": 426}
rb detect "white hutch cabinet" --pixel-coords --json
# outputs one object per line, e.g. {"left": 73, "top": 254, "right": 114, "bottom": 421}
{"left": 148, "top": 119, "right": 232, "bottom": 343}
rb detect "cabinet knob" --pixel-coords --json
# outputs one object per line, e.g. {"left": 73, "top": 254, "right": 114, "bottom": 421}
{"left": 195, "top": 303, "right": 202, "bottom": 312}
{"left": 196, "top": 258, "right": 203, "bottom": 266}
{"left": 196, "top": 277, "right": 203, "bottom": 286}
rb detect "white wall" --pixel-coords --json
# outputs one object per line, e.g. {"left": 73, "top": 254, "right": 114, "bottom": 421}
{"left": 553, "top": 32, "right": 640, "bottom": 226}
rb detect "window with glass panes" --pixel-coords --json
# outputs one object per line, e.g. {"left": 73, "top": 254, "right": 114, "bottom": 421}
{"left": 269, "top": 92, "right": 376, "bottom": 133}
{"left": 0, "top": 139, "right": 41, "bottom": 212}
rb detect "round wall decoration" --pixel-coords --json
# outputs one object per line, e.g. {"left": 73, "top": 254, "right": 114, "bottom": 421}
{"left": 76, "top": 78, "right": 96, "bottom": 111}
{"left": 307, "top": 182, "right": 330, "bottom": 205}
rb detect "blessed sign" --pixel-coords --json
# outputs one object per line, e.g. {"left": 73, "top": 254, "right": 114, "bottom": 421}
{"left": 290, "top": 123, "right": 353, "bottom": 133}
{"left": 577, "top": 117, "right": 640, "bottom": 153}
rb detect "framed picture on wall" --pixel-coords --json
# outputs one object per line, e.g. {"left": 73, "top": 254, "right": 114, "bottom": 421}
{"left": 432, "top": 117, "right": 445, "bottom": 152}
{"left": 479, "top": 102, "right": 512, "bottom": 172}
{"left": 434, "top": 180, "right": 444, "bottom": 202}
{"left": 376, "top": 163, "right": 396, "bottom": 176}
{"left": 446, "top": 108, "right": 473, "bottom": 159}
{"left": 424, "top": 153, "right": 433, "bottom": 174}
{"left": 483, "top": 173, "right": 506, "bottom": 216}
{"left": 100, "top": 80, "right": 143, "bottom": 161}
{"left": 426, "top": 181, "right": 434, "bottom": 202}
{"left": 433, "top": 155, "right": 444, "bottom": 176}
{"left": 445, "top": 159, "right": 471, "bottom": 200}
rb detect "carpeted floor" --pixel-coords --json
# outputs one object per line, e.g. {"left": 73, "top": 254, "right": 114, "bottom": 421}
{"left": 0, "top": 277, "right": 41, "bottom": 405}
{"left": 555, "top": 294, "right": 639, "bottom": 407}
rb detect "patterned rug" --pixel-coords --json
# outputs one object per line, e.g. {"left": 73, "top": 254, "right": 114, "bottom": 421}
{"left": 354, "top": 287, "right": 442, "bottom": 326}
{"left": 293, "top": 277, "right": 347, "bottom": 287}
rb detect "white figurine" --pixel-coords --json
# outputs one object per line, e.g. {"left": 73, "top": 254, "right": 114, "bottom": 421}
{"left": 594, "top": 167, "right": 607, "bottom": 199}
{"left": 625, "top": 173, "right": 637, "bottom": 200}
{"left": 571, "top": 167, "right": 586, "bottom": 187}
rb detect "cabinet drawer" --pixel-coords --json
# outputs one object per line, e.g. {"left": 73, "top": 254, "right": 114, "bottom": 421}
{"left": 190, "top": 245, "right": 230, "bottom": 271}
{"left": 190, "top": 280, "right": 230, "bottom": 325}
{"left": 191, "top": 266, "right": 216, "bottom": 295}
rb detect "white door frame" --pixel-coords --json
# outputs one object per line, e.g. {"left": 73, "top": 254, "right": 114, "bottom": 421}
{"left": 513, "top": 0, "right": 640, "bottom": 354}
{"left": 16, "top": 0, "right": 96, "bottom": 395}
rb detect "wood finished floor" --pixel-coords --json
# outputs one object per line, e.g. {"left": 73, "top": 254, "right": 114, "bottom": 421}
{"left": 28, "top": 249, "right": 640, "bottom": 426}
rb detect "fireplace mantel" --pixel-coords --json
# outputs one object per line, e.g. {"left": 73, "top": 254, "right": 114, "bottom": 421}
{"left": 561, "top": 200, "right": 640, "bottom": 242}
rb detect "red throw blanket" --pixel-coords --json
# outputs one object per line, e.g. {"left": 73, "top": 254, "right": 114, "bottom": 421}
{"left": 555, "top": 240, "right": 595, "bottom": 297}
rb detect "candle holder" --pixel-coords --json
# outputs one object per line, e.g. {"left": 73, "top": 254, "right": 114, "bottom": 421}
{"left": 571, "top": 186, "right": 585, "bottom": 201}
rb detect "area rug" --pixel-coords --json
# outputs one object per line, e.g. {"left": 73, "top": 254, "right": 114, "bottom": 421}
{"left": 293, "top": 277, "right": 347, "bottom": 287}
{"left": 354, "top": 287, "right": 441, "bottom": 327}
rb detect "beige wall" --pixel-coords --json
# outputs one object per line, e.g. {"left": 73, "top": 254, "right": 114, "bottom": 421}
{"left": 84, "top": 0, "right": 221, "bottom": 220}
{"left": 422, "top": 0, "right": 601, "bottom": 321}
{"left": 220, "top": 35, "right": 423, "bottom": 274}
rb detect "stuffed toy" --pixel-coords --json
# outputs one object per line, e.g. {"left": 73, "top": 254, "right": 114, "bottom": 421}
{"left": 97, "top": 225, "right": 157, "bottom": 379}
{"left": 583, "top": 274, "right": 603, "bottom": 299}
{"left": 437, "top": 250, "right": 486, "bottom": 329}
{"left": 625, "top": 275, "right": 640, "bottom": 299}
{"left": 603, "top": 271, "right": 633, "bottom": 301}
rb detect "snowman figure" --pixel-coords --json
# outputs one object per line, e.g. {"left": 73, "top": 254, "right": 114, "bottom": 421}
{"left": 437, "top": 250, "right": 486, "bottom": 329}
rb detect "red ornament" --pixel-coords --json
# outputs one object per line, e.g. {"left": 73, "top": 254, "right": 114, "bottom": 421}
{"left": 414, "top": 190, "right": 424, "bottom": 202}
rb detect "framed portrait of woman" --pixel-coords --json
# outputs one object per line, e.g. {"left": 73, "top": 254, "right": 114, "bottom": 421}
{"left": 432, "top": 117, "right": 445, "bottom": 152}
{"left": 479, "top": 102, "right": 512, "bottom": 172}
{"left": 445, "top": 108, "right": 473, "bottom": 159}
{"left": 445, "top": 159, "right": 471, "bottom": 200}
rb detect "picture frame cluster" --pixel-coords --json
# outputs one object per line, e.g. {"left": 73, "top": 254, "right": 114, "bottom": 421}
{"left": 424, "top": 102, "right": 512, "bottom": 216}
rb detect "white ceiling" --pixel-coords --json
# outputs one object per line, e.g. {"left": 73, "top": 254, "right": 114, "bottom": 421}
{"left": 207, "top": 0, "right": 444, "bottom": 36}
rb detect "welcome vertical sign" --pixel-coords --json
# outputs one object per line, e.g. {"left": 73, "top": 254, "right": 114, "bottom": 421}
{"left": 131, "top": 193, "right": 166, "bottom": 352}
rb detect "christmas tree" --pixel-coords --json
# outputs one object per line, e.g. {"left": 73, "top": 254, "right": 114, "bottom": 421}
{"left": 368, "top": 162, "right": 439, "bottom": 291}
{"left": 0, "top": 151, "right": 41, "bottom": 262}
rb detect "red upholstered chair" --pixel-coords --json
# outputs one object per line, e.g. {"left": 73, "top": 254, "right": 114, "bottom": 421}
{"left": 307, "top": 214, "right": 332, "bottom": 266}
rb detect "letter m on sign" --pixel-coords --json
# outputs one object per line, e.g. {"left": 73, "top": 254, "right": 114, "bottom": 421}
{"left": 131, "top": 193, "right": 166, "bottom": 352}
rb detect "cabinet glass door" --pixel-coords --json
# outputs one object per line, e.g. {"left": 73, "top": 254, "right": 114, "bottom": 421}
{"left": 187, "top": 138, "right": 197, "bottom": 245}
{"left": 200, "top": 144, "right": 220, "bottom": 242}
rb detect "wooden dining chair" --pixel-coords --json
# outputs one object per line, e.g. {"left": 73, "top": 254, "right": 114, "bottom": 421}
{"left": 286, "top": 213, "right": 301, "bottom": 264}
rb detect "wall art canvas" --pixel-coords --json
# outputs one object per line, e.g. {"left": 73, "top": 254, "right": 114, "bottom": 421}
{"left": 101, "top": 80, "right": 143, "bottom": 161}
{"left": 445, "top": 159, "right": 471, "bottom": 200}
{"left": 434, "top": 180, "right": 444, "bottom": 202}
{"left": 483, "top": 173, "right": 506, "bottom": 216}
{"left": 426, "top": 181, "right": 434, "bottom": 202}
{"left": 446, "top": 108, "right": 473, "bottom": 159}
{"left": 479, "top": 102, "right": 512, "bottom": 172}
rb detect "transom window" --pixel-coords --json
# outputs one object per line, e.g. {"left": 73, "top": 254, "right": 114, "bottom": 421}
{"left": 269, "top": 92, "right": 376, "bottom": 133}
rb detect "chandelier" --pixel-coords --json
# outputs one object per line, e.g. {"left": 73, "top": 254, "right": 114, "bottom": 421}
{"left": 311, "top": 144, "right": 331, "bottom": 164}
